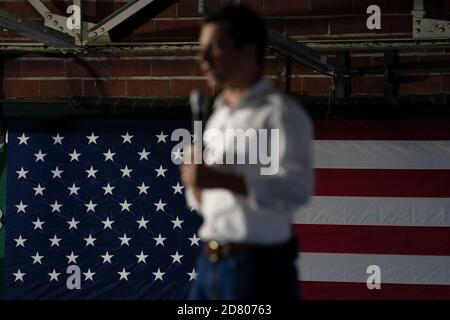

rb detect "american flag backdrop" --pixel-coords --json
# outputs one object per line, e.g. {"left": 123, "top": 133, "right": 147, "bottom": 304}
{"left": 3, "top": 118, "right": 202, "bottom": 299}
{"left": 4, "top": 118, "right": 450, "bottom": 300}
{"left": 295, "top": 120, "right": 450, "bottom": 299}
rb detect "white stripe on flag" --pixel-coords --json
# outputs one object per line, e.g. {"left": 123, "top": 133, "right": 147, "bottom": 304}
{"left": 314, "top": 140, "right": 450, "bottom": 169}
{"left": 297, "top": 252, "right": 450, "bottom": 285}
{"left": 294, "top": 196, "right": 450, "bottom": 227}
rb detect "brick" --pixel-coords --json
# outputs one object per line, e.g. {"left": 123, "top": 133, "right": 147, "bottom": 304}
{"left": 398, "top": 76, "right": 442, "bottom": 94}
{"left": 442, "top": 76, "right": 450, "bottom": 93}
{"left": 290, "top": 78, "right": 303, "bottom": 93}
{"left": 154, "top": 19, "right": 201, "bottom": 40}
{"left": 241, "top": 0, "right": 264, "bottom": 15}
{"left": 330, "top": 16, "right": 370, "bottom": 34}
{"left": 4, "top": 80, "right": 39, "bottom": 98}
{"left": 3, "top": 60, "right": 21, "bottom": 78}
{"left": 0, "top": 2, "right": 43, "bottom": 19}
{"left": 152, "top": 59, "right": 196, "bottom": 77}
{"left": 263, "top": 0, "right": 309, "bottom": 16}
{"left": 285, "top": 18, "right": 329, "bottom": 36}
{"left": 177, "top": 0, "right": 203, "bottom": 18}
{"left": 351, "top": 57, "right": 374, "bottom": 69}
{"left": 353, "top": 0, "right": 413, "bottom": 14}
{"left": 302, "top": 77, "right": 332, "bottom": 95}
{"left": 127, "top": 79, "right": 171, "bottom": 97}
{"left": 310, "top": 0, "right": 353, "bottom": 15}
{"left": 418, "top": 55, "right": 450, "bottom": 71}
{"left": 40, "top": 79, "right": 82, "bottom": 97}
{"left": 110, "top": 60, "right": 151, "bottom": 77}
{"left": 378, "top": 16, "right": 411, "bottom": 34}
{"left": 65, "top": 60, "right": 108, "bottom": 78}
{"left": 330, "top": 15, "right": 411, "bottom": 35}
{"left": 351, "top": 77, "right": 384, "bottom": 94}
{"left": 291, "top": 62, "right": 316, "bottom": 75}
{"left": 126, "top": 21, "right": 155, "bottom": 40}
{"left": 170, "top": 79, "right": 212, "bottom": 97}
{"left": 83, "top": 80, "right": 126, "bottom": 97}
{"left": 21, "top": 60, "right": 65, "bottom": 77}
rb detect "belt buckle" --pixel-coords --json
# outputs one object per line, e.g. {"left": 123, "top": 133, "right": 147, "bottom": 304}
{"left": 207, "top": 240, "right": 220, "bottom": 262}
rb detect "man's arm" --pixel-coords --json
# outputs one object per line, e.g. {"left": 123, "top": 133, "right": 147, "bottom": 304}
{"left": 180, "top": 163, "right": 248, "bottom": 200}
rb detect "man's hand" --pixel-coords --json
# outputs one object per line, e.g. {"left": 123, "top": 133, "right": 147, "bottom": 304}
{"left": 180, "top": 145, "right": 248, "bottom": 198}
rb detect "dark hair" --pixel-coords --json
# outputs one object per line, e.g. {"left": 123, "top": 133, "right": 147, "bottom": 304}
{"left": 204, "top": 5, "right": 267, "bottom": 67}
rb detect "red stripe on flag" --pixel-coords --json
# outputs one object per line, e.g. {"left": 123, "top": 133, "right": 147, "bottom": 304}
{"left": 315, "top": 169, "right": 450, "bottom": 197}
{"left": 293, "top": 224, "right": 450, "bottom": 256}
{"left": 314, "top": 120, "right": 450, "bottom": 140}
{"left": 299, "top": 281, "right": 450, "bottom": 300}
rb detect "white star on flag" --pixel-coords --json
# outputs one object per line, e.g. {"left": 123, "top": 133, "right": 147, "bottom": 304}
{"left": 51, "top": 166, "right": 63, "bottom": 179}
{"left": 68, "top": 149, "right": 81, "bottom": 162}
{"left": 34, "top": 150, "right": 46, "bottom": 162}
{"left": 68, "top": 183, "right": 80, "bottom": 195}
{"left": 187, "top": 268, "right": 198, "bottom": 281}
{"left": 154, "top": 199, "right": 166, "bottom": 212}
{"left": 156, "top": 131, "right": 168, "bottom": 143}
{"left": 152, "top": 268, "right": 165, "bottom": 281}
{"left": 16, "top": 167, "right": 29, "bottom": 179}
{"left": 101, "top": 217, "right": 114, "bottom": 229}
{"left": 136, "top": 251, "right": 149, "bottom": 264}
{"left": 86, "top": 166, "right": 98, "bottom": 178}
{"left": 13, "top": 269, "right": 26, "bottom": 282}
{"left": 102, "top": 183, "right": 115, "bottom": 195}
{"left": 33, "top": 183, "right": 46, "bottom": 196}
{"left": 154, "top": 233, "right": 166, "bottom": 246}
{"left": 67, "top": 217, "right": 80, "bottom": 230}
{"left": 17, "top": 133, "right": 30, "bottom": 145}
{"left": 120, "top": 165, "right": 133, "bottom": 178}
{"left": 50, "top": 200, "right": 62, "bottom": 213}
{"left": 84, "top": 234, "right": 96, "bottom": 247}
{"left": 119, "top": 199, "right": 132, "bottom": 212}
{"left": 172, "top": 148, "right": 183, "bottom": 161}
{"left": 48, "top": 269, "right": 60, "bottom": 282}
{"left": 136, "top": 216, "right": 149, "bottom": 229}
{"left": 14, "top": 235, "right": 27, "bottom": 247}
{"left": 52, "top": 133, "right": 64, "bottom": 145}
{"left": 49, "top": 234, "right": 62, "bottom": 247}
{"left": 86, "top": 132, "right": 99, "bottom": 144}
{"left": 31, "top": 252, "right": 44, "bottom": 265}
{"left": 15, "top": 201, "right": 27, "bottom": 213}
{"left": 101, "top": 251, "right": 113, "bottom": 264}
{"left": 121, "top": 131, "right": 134, "bottom": 144}
{"left": 103, "top": 149, "right": 116, "bottom": 161}
{"left": 137, "top": 182, "right": 149, "bottom": 195}
{"left": 32, "top": 218, "right": 45, "bottom": 230}
{"left": 172, "top": 182, "right": 184, "bottom": 194}
{"left": 171, "top": 216, "right": 184, "bottom": 229}
{"left": 118, "top": 268, "right": 130, "bottom": 281}
{"left": 188, "top": 234, "right": 201, "bottom": 246}
{"left": 119, "top": 233, "right": 132, "bottom": 246}
{"left": 170, "top": 251, "right": 183, "bottom": 264}
{"left": 85, "top": 200, "right": 97, "bottom": 213}
{"left": 83, "top": 269, "right": 95, "bottom": 281}
{"left": 155, "top": 165, "right": 167, "bottom": 177}
{"left": 66, "top": 251, "right": 78, "bottom": 264}
{"left": 138, "top": 148, "right": 150, "bottom": 160}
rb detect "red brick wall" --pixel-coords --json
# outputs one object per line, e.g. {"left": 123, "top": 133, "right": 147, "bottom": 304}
{"left": 1, "top": 0, "right": 450, "bottom": 99}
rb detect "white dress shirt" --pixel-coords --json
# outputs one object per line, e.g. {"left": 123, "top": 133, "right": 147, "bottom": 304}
{"left": 186, "top": 78, "right": 313, "bottom": 245}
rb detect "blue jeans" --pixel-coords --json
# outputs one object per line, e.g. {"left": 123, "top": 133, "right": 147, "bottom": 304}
{"left": 188, "top": 239, "right": 299, "bottom": 300}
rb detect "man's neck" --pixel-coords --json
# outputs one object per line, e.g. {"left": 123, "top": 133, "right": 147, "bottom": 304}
{"left": 222, "top": 72, "right": 262, "bottom": 107}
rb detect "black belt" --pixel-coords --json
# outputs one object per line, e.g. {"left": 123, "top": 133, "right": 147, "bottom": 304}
{"left": 202, "top": 238, "right": 297, "bottom": 262}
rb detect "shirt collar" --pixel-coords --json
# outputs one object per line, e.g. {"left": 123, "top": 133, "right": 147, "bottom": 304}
{"left": 213, "top": 77, "right": 274, "bottom": 111}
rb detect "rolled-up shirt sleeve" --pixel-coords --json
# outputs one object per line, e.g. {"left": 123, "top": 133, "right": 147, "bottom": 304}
{"left": 241, "top": 103, "right": 313, "bottom": 215}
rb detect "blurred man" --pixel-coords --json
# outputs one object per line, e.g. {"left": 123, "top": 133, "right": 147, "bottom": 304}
{"left": 180, "top": 5, "right": 313, "bottom": 300}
